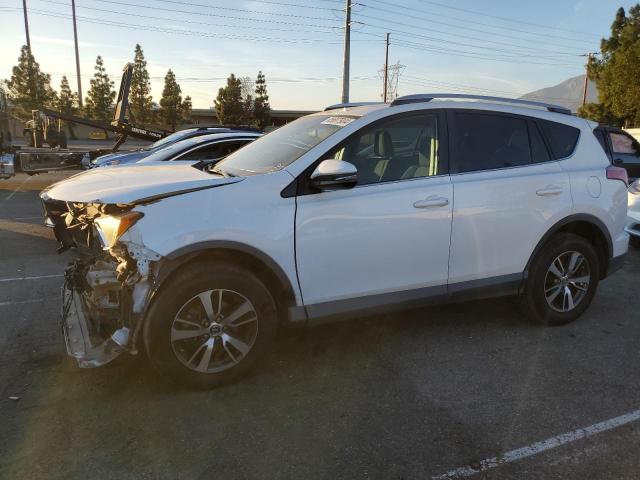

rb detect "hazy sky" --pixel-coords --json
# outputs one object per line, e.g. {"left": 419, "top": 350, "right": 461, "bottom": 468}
{"left": 0, "top": 0, "right": 636, "bottom": 110}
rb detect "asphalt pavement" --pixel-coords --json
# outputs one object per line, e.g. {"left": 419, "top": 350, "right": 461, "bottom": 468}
{"left": 1, "top": 173, "right": 639, "bottom": 480}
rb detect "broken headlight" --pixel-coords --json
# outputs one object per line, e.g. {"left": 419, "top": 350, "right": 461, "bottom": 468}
{"left": 94, "top": 212, "right": 143, "bottom": 249}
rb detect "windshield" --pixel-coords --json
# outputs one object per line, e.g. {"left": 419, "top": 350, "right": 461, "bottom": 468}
{"left": 215, "top": 115, "right": 357, "bottom": 175}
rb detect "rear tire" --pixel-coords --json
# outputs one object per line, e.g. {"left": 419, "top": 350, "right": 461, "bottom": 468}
{"left": 520, "top": 233, "right": 599, "bottom": 326}
{"left": 630, "top": 236, "right": 640, "bottom": 248}
{"left": 143, "top": 261, "right": 278, "bottom": 388}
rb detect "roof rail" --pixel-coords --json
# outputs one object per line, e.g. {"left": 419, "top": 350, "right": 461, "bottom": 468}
{"left": 390, "top": 93, "right": 572, "bottom": 115}
{"left": 324, "top": 101, "right": 384, "bottom": 111}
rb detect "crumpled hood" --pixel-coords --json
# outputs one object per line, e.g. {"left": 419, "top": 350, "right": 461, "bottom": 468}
{"left": 41, "top": 163, "right": 242, "bottom": 205}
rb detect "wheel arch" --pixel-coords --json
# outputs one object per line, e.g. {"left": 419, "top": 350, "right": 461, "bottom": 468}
{"left": 151, "top": 241, "right": 301, "bottom": 326}
{"left": 525, "top": 214, "right": 612, "bottom": 280}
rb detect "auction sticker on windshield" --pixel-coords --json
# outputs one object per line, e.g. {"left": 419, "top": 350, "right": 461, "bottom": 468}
{"left": 321, "top": 116, "right": 356, "bottom": 127}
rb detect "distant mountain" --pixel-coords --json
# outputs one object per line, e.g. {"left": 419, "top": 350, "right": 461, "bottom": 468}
{"left": 519, "top": 75, "right": 598, "bottom": 113}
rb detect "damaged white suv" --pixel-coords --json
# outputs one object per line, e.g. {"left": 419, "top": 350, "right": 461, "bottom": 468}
{"left": 42, "top": 94, "right": 629, "bottom": 387}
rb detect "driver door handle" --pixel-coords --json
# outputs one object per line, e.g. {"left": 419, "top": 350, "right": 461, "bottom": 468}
{"left": 413, "top": 196, "right": 449, "bottom": 208}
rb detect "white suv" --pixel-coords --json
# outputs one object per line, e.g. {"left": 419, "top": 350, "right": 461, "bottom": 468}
{"left": 41, "top": 94, "right": 629, "bottom": 387}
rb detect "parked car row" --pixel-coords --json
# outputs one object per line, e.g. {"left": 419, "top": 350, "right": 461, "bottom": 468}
{"left": 91, "top": 126, "right": 262, "bottom": 167}
{"left": 40, "top": 94, "right": 631, "bottom": 388}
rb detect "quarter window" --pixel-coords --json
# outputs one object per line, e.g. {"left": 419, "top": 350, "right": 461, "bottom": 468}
{"left": 539, "top": 120, "right": 580, "bottom": 159}
{"left": 329, "top": 114, "right": 440, "bottom": 186}
{"left": 451, "top": 113, "right": 532, "bottom": 173}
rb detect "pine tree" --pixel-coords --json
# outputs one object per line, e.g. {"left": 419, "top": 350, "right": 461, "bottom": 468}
{"left": 180, "top": 95, "right": 192, "bottom": 123}
{"left": 579, "top": 5, "right": 640, "bottom": 127}
{"left": 56, "top": 75, "right": 79, "bottom": 139}
{"left": 253, "top": 71, "right": 271, "bottom": 130}
{"left": 159, "top": 69, "right": 182, "bottom": 130}
{"left": 130, "top": 44, "right": 153, "bottom": 124}
{"left": 214, "top": 74, "right": 245, "bottom": 125}
{"left": 5, "top": 45, "right": 57, "bottom": 114}
{"left": 85, "top": 56, "right": 116, "bottom": 121}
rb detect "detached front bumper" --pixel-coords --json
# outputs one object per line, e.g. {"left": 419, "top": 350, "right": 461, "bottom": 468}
{"left": 61, "top": 283, "right": 123, "bottom": 368}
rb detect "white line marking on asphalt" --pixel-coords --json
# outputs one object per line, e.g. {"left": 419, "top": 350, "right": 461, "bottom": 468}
{"left": 0, "top": 298, "right": 55, "bottom": 307}
{"left": 11, "top": 216, "right": 43, "bottom": 220}
{"left": 3, "top": 175, "right": 33, "bottom": 201}
{"left": 432, "top": 409, "right": 640, "bottom": 479}
{"left": 0, "top": 274, "right": 63, "bottom": 283}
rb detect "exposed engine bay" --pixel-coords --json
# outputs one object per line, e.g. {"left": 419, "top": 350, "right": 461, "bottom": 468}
{"left": 43, "top": 197, "right": 161, "bottom": 367}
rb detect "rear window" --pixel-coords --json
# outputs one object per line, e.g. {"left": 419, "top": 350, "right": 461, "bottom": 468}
{"left": 539, "top": 120, "right": 580, "bottom": 159}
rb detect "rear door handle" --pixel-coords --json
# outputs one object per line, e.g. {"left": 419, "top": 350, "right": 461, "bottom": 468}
{"left": 413, "top": 196, "right": 449, "bottom": 208}
{"left": 536, "top": 185, "right": 563, "bottom": 196}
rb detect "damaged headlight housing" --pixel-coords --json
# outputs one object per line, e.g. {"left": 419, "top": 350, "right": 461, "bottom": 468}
{"left": 94, "top": 212, "right": 143, "bottom": 249}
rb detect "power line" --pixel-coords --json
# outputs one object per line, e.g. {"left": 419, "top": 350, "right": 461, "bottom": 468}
{"left": 354, "top": 10, "right": 589, "bottom": 53}
{"left": 353, "top": 31, "right": 581, "bottom": 67}
{"left": 387, "top": 37, "right": 580, "bottom": 67}
{"left": 2, "top": 7, "right": 368, "bottom": 45}
{"left": 358, "top": 22, "right": 584, "bottom": 59}
{"left": 366, "top": 0, "right": 598, "bottom": 44}
{"left": 130, "top": 0, "right": 340, "bottom": 23}
{"left": 414, "top": 0, "right": 599, "bottom": 39}
{"left": 36, "top": 0, "right": 340, "bottom": 35}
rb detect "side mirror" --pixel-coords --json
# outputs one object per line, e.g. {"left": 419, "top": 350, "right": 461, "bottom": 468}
{"left": 310, "top": 159, "right": 358, "bottom": 190}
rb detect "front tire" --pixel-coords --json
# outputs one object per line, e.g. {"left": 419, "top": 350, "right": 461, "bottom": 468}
{"left": 521, "top": 233, "right": 599, "bottom": 326}
{"left": 143, "top": 262, "right": 278, "bottom": 388}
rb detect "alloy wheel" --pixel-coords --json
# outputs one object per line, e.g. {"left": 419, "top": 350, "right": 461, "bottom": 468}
{"left": 543, "top": 251, "right": 591, "bottom": 313}
{"left": 170, "top": 289, "right": 258, "bottom": 373}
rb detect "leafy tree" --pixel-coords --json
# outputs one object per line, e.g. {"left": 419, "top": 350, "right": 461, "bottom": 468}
{"left": 85, "top": 56, "right": 116, "bottom": 121}
{"left": 130, "top": 44, "right": 153, "bottom": 124}
{"left": 5, "top": 45, "right": 57, "bottom": 114}
{"left": 214, "top": 74, "right": 245, "bottom": 125}
{"left": 253, "top": 71, "right": 271, "bottom": 130}
{"left": 159, "top": 69, "right": 183, "bottom": 130}
{"left": 580, "top": 5, "right": 640, "bottom": 127}
{"left": 56, "top": 75, "right": 79, "bottom": 138}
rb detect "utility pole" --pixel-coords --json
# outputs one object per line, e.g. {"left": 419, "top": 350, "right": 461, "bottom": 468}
{"left": 71, "top": 0, "right": 83, "bottom": 107}
{"left": 383, "top": 33, "right": 390, "bottom": 103}
{"left": 22, "top": 0, "right": 31, "bottom": 51}
{"left": 582, "top": 52, "right": 596, "bottom": 107}
{"left": 341, "top": 0, "right": 352, "bottom": 104}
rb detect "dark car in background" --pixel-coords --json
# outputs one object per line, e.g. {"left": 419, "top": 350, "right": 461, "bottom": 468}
{"left": 92, "top": 126, "right": 261, "bottom": 167}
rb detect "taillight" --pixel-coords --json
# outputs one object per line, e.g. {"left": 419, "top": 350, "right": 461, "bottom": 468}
{"left": 606, "top": 165, "right": 629, "bottom": 186}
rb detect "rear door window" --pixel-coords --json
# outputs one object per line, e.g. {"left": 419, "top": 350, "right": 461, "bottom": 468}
{"left": 450, "top": 112, "right": 532, "bottom": 173}
{"left": 539, "top": 120, "right": 580, "bottom": 159}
